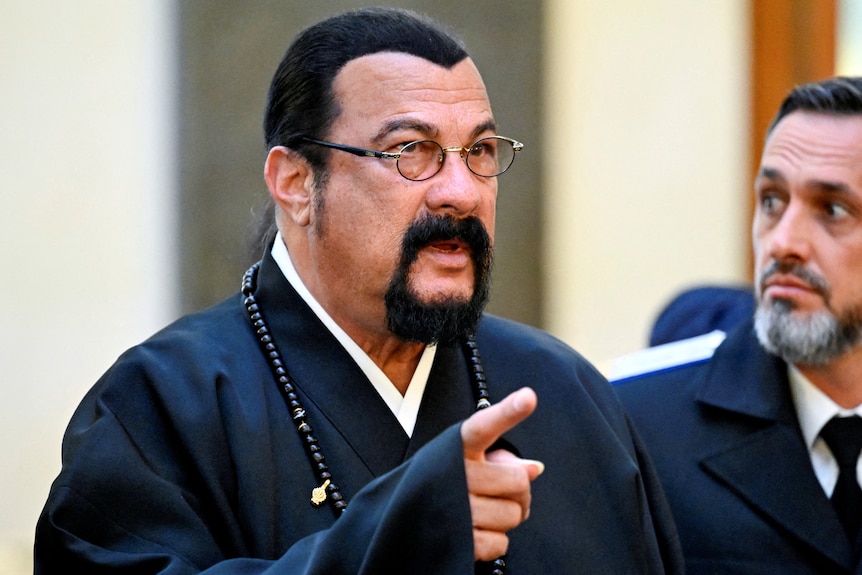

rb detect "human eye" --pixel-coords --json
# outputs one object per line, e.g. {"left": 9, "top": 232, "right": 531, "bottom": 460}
{"left": 399, "top": 140, "right": 438, "bottom": 157}
{"left": 814, "top": 185, "right": 860, "bottom": 224}
{"left": 380, "top": 141, "right": 409, "bottom": 155}
{"left": 377, "top": 134, "right": 419, "bottom": 153}
{"left": 469, "top": 138, "right": 497, "bottom": 158}
{"left": 823, "top": 200, "right": 851, "bottom": 220}
{"left": 757, "top": 188, "right": 785, "bottom": 216}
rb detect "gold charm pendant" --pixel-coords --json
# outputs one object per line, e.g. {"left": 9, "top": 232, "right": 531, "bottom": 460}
{"left": 310, "top": 479, "right": 331, "bottom": 506}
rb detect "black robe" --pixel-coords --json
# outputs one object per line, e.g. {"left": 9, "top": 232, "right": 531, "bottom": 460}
{"left": 35, "top": 253, "right": 683, "bottom": 574}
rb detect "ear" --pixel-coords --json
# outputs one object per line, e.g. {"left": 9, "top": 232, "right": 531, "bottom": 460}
{"left": 264, "top": 146, "right": 316, "bottom": 227}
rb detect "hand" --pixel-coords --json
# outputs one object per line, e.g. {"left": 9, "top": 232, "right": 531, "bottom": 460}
{"left": 461, "top": 387, "right": 543, "bottom": 562}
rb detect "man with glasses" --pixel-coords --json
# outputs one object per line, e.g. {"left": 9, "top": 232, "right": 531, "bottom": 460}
{"left": 298, "top": 135, "right": 522, "bottom": 182}
{"left": 35, "top": 8, "right": 682, "bottom": 574}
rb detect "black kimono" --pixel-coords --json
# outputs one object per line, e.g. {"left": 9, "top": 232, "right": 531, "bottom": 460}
{"left": 35, "top": 254, "right": 682, "bottom": 574}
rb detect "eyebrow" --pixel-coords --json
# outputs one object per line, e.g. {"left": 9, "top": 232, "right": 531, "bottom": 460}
{"left": 757, "top": 166, "right": 785, "bottom": 183}
{"left": 758, "top": 166, "right": 855, "bottom": 196}
{"left": 371, "top": 117, "right": 498, "bottom": 145}
{"left": 815, "top": 181, "right": 854, "bottom": 195}
{"left": 469, "top": 119, "right": 498, "bottom": 141}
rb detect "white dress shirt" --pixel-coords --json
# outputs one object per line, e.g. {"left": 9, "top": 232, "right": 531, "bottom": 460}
{"left": 789, "top": 364, "right": 862, "bottom": 497}
{"left": 270, "top": 232, "right": 434, "bottom": 437}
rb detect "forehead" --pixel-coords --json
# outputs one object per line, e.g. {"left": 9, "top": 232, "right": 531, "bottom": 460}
{"left": 329, "top": 52, "right": 493, "bottom": 139}
{"left": 760, "top": 112, "right": 862, "bottom": 183}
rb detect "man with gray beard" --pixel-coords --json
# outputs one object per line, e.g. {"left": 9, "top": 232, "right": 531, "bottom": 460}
{"left": 614, "top": 76, "right": 862, "bottom": 574}
{"left": 755, "top": 259, "right": 862, "bottom": 366}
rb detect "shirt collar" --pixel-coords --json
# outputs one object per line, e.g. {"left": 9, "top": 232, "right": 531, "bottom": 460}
{"left": 788, "top": 363, "right": 862, "bottom": 448}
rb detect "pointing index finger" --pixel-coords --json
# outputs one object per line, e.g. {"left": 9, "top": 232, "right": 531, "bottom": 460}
{"left": 461, "top": 387, "right": 537, "bottom": 460}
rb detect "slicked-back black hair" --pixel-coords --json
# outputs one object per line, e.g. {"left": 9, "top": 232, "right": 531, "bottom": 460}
{"left": 263, "top": 7, "right": 468, "bottom": 167}
{"left": 767, "top": 76, "right": 862, "bottom": 135}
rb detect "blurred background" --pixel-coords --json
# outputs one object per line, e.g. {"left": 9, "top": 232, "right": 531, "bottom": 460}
{"left": 2, "top": 1, "right": 861, "bottom": 572}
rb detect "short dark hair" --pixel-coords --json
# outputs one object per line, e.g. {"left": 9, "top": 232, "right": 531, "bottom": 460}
{"left": 263, "top": 7, "right": 469, "bottom": 166}
{"left": 767, "top": 76, "right": 862, "bottom": 135}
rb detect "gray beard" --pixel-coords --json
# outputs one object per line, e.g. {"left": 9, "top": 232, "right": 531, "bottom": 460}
{"left": 754, "top": 299, "right": 862, "bottom": 366}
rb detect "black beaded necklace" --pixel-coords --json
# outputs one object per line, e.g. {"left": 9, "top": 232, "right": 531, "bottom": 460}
{"left": 241, "top": 262, "right": 506, "bottom": 574}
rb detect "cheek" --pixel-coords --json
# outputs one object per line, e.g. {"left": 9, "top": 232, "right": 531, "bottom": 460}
{"left": 751, "top": 214, "right": 768, "bottom": 248}
{"left": 751, "top": 222, "right": 773, "bottom": 262}
{"left": 348, "top": 208, "right": 410, "bottom": 272}
{"left": 480, "top": 192, "right": 497, "bottom": 243}
{"left": 832, "top": 250, "right": 862, "bottom": 301}
{"left": 751, "top": 244, "right": 771, "bottom": 294}
{"left": 485, "top": 215, "right": 496, "bottom": 245}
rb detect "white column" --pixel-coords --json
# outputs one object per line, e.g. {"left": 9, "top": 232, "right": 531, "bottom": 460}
{"left": 838, "top": 0, "right": 862, "bottom": 74}
{"left": 0, "top": 1, "right": 177, "bottom": 568}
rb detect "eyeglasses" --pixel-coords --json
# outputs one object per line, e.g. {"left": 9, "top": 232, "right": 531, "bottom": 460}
{"left": 300, "top": 135, "right": 523, "bottom": 181}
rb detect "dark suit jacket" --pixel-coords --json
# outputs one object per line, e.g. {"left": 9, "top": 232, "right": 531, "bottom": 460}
{"left": 615, "top": 321, "right": 861, "bottom": 574}
{"left": 35, "top": 253, "right": 682, "bottom": 574}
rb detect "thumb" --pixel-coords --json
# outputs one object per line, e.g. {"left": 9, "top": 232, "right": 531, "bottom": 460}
{"left": 461, "top": 387, "right": 537, "bottom": 460}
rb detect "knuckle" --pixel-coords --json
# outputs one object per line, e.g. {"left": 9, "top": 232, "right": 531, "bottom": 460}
{"left": 474, "top": 530, "right": 509, "bottom": 562}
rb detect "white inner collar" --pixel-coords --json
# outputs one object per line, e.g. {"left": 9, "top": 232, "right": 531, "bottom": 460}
{"left": 269, "top": 232, "right": 434, "bottom": 436}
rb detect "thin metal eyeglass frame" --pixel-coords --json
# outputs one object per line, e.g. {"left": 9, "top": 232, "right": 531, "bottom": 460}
{"left": 299, "top": 135, "right": 523, "bottom": 181}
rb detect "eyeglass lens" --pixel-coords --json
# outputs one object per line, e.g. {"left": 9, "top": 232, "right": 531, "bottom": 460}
{"left": 397, "top": 137, "right": 516, "bottom": 181}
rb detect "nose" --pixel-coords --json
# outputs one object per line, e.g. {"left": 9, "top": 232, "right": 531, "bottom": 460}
{"left": 757, "top": 202, "right": 812, "bottom": 264}
{"left": 424, "top": 148, "right": 488, "bottom": 216}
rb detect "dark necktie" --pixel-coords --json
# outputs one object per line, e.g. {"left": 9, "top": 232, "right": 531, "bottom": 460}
{"left": 820, "top": 415, "right": 862, "bottom": 542}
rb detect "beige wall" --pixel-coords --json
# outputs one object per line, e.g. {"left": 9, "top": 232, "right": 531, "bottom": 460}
{"left": 3, "top": 1, "right": 756, "bottom": 571}
{"left": 1, "top": 1, "right": 177, "bottom": 570}
{"left": 543, "top": 0, "right": 751, "bottom": 364}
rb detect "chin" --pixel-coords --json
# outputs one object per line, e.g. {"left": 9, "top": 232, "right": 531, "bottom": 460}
{"left": 410, "top": 282, "right": 474, "bottom": 305}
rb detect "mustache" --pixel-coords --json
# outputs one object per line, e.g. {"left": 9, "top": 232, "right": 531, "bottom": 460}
{"left": 399, "top": 214, "right": 491, "bottom": 266}
{"left": 759, "top": 260, "right": 830, "bottom": 299}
